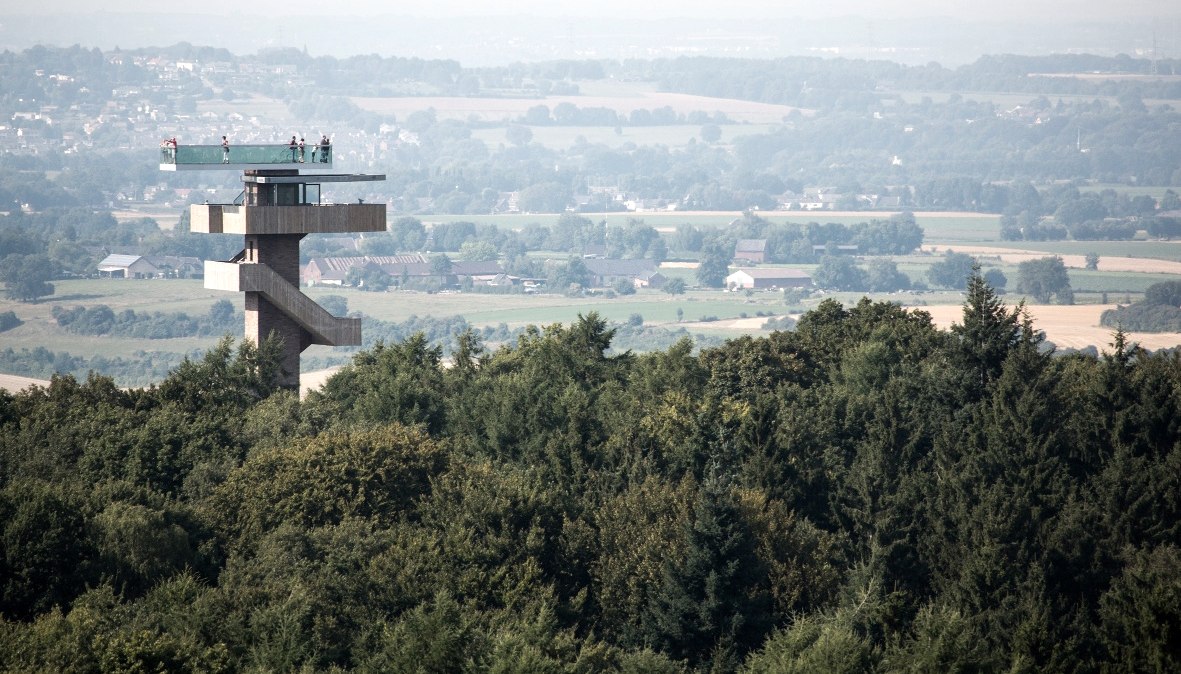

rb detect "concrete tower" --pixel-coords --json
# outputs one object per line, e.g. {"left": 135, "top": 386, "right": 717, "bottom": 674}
{"left": 161, "top": 139, "right": 385, "bottom": 389}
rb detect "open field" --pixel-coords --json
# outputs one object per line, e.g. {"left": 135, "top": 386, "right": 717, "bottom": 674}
{"left": 962, "top": 240, "right": 1181, "bottom": 262}
{"left": 921, "top": 244, "right": 1181, "bottom": 275}
{"left": 0, "top": 280, "right": 236, "bottom": 360}
{"left": 914, "top": 303, "right": 1181, "bottom": 352}
{"left": 112, "top": 208, "right": 183, "bottom": 231}
{"left": 0, "top": 373, "right": 51, "bottom": 394}
{"left": 350, "top": 87, "right": 806, "bottom": 125}
{"left": 196, "top": 94, "right": 295, "bottom": 126}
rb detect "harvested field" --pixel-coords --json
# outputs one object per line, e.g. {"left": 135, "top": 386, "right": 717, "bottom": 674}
{"left": 682, "top": 315, "right": 790, "bottom": 331}
{"left": 112, "top": 209, "right": 182, "bottom": 230}
{"left": 300, "top": 366, "right": 343, "bottom": 399}
{"left": 913, "top": 303, "right": 1181, "bottom": 351}
{"left": 0, "top": 373, "right": 51, "bottom": 394}
{"left": 681, "top": 304, "right": 1181, "bottom": 351}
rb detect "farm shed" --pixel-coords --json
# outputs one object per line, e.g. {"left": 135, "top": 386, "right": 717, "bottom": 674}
{"left": 726, "top": 268, "right": 812, "bottom": 290}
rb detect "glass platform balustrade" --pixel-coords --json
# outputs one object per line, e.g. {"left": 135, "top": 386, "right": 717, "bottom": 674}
{"left": 159, "top": 143, "right": 331, "bottom": 168}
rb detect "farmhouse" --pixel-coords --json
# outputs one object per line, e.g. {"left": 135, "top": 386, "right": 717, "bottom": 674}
{"left": 96, "top": 254, "right": 203, "bottom": 279}
{"left": 148, "top": 256, "right": 204, "bottom": 278}
{"left": 726, "top": 268, "right": 813, "bottom": 290}
{"left": 734, "top": 239, "right": 768, "bottom": 263}
{"left": 98, "top": 254, "right": 158, "bottom": 279}
{"left": 583, "top": 259, "right": 659, "bottom": 287}
{"left": 633, "top": 270, "right": 666, "bottom": 289}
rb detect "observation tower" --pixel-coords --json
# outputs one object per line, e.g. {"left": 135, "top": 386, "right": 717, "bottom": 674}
{"left": 161, "top": 140, "right": 385, "bottom": 389}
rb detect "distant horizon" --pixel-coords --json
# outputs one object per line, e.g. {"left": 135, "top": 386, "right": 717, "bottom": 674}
{"left": 2, "top": 9, "right": 1179, "bottom": 66}
{"left": 10, "top": 0, "right": 1181, "bottom": 20}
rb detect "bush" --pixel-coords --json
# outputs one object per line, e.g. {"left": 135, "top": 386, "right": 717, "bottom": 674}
{"left": 51, "top": 304, "right": 240, "bottom": 339}
{"left": 762, "top": 315, "right": 797, "bottom": 330}
{"left": 1100, "top": 303, "right": 1181, "bottom": 332}
{"left": 0, "top": 311, "right": 21, "bottom": 332}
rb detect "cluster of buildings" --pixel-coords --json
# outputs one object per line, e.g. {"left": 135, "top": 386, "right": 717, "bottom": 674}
{"left": 95, "top": 239, "right": 818, "bottom": 292}
{"left": 301, "top": 255, "right": 671, "bottom": 291}
{"left": 727, "top": 238, "right": 814, "bottom": 290}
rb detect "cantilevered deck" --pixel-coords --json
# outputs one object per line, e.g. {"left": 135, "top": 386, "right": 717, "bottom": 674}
{"left": 191, "top": 203, "right": 387, "bottom": 235}
{"left": 159, "top": 143, "right": 332, "bottom": 170}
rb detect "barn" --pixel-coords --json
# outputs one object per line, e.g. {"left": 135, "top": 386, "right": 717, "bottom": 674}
{"left": 725, "top": 268, "right": 813, "bottom": 290}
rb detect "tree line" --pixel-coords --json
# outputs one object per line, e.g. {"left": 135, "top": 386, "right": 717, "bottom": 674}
{"left": 51, "top": 300, "right": 240, "bottom": 339}
{"left": 1102, "top": 280, "right": 1181, "bottom": 332}
{"left": 1, "top": 271, "right": 1178, "bottom": 672}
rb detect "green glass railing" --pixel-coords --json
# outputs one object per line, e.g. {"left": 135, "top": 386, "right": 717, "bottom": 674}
{"left": 160, "top": 143, "right": 332, "bottom": 166}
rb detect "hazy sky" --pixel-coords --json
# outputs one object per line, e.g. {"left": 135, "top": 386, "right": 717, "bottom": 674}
{"left": 16, "top": 0, "right": 1180, "bottom": 20}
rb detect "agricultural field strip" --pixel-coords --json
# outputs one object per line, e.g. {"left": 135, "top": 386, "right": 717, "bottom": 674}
{"left": 0, "top": 374, "right": 51, "bottom": 394}
{"left": 914, "top": 304, "right": 1181, "bottom": 352}
{"left": 349, "top": 92, "right": 806, "bottom": 124}
{"left": 921, "top": 244, "right": 1181, "bottom": 275}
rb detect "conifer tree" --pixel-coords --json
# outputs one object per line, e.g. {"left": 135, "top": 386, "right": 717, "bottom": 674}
{"left": 949, "top": 264, "right": 1023, "bottom": 397}
{"left": 642, "top": 472, "right": 770, "bottom": 667}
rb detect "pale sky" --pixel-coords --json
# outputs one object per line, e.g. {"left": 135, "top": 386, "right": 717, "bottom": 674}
{"left": 15, "top": 0, "right": 1180, "bottom": 20}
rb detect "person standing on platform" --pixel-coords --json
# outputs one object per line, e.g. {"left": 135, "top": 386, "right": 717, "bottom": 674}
{"left": 319, "top": 134, "right": 330, "bottom": 163}
{"left": 298, "top": 137, "right": 306, "bottom": 162}
{"left": 289, "top": 136, "right": 298, "bottom": 162}
{"left": 221, "top": 136, "right": 229, "bottom": 163}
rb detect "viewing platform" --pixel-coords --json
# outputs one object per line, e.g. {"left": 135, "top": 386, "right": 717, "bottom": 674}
{"left": 159, "top": 143, "right": 332, "bottom": 170}
{"left": 161, "top": 140, "right": 383, "bottom": 390}
{"left": 191, "top": 202, "right": 387, "bottom": 235}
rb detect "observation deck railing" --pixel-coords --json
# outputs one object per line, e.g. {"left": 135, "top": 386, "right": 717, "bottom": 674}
{"left": 159, "top": 143, "right": 332, "bottom": 168}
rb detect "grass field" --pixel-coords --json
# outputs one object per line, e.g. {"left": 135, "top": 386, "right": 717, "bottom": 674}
{"left": 0, "top": 280, "right": 233, "bottom": 360}
{"left": 349, "top": 80, "right": 805, "bottom": 125}
{"left": 979, "top": 240, "right": 1181, "bottom": 262}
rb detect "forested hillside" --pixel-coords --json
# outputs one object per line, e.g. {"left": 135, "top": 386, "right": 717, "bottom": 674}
{"left": 1, "top": 272, "right": 1179, "bottom": 672}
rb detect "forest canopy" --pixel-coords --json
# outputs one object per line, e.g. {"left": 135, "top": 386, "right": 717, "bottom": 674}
{"left": 1, "top": 273, "right": 1179, "bottom": 672}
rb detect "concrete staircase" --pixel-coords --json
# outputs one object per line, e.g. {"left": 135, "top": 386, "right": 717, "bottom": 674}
{"left": 204, "top": 261, "right": 360, "bottom": 346}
